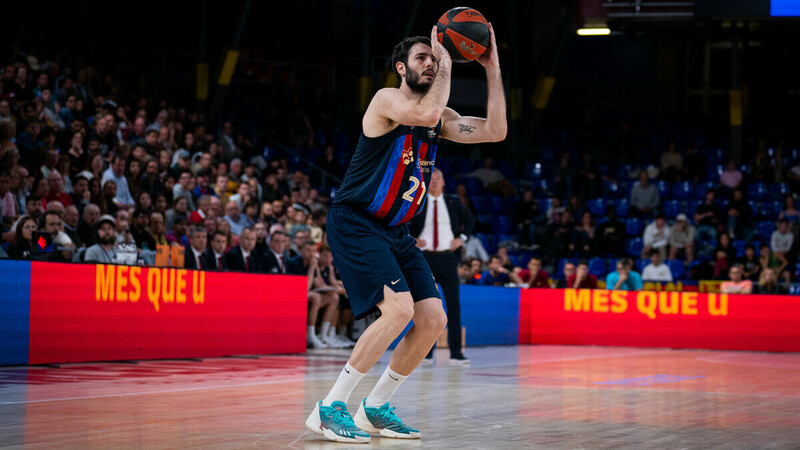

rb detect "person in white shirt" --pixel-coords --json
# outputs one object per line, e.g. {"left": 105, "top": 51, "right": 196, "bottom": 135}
{"left": 642, "top": 213, "right": 670, "bottom": 260}
{"left": 101, "top": 155, "right": 134, "bottom": 208}
{"left": 770, "top": 218, "right": 794, "bottom": 257}
{"left": 641, "top": 248, "right": 673, "bottom": 282}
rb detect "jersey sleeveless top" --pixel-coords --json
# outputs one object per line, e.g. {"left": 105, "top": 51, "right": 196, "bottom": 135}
{"left": 334, "top": 121, "right": 440, "bottom": 226}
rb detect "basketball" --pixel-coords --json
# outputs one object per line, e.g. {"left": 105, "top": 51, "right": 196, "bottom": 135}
{"left": 436, "top": 7, "right": 490, "bottom": 63}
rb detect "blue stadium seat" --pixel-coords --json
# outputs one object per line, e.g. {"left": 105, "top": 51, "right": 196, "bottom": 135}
{"left": 663, "top": 200, "right": 681, "bottom": 219}
{"left": 614, "top": 198, "right": 630, "bottom": 218}
{"left": 436, "top": 157, "right": 452, "bottom": 174}
{"left": 617, "top": 164, "right": 634, "bottom": 180}
{"left": 705, "top": 148, "right": 725, "bottom": 164}
{"left": 451, "top": 158, "right": 472, "bottom": 175}
{"left": 684, "top": 200, "right": 698, "bottom": 219}
{"left": 763, "top": 200, "right": 783, "bottom": 221}
{"left": 694, "top": 181, "right": 716, "bottom": 200}
{"left": 471, "top": 195, "right": 487, "bottom": 213}
{"left": 627, "top": 238, "right": 644, "bottom": 256}
{"left": 747, "top": 183, "right": 768, "bottom": 201}
{"left": 525, "top": 162, "right": 545, "bottom": 179}
{"left": 556, "top": 258, "right": 579, "bottom": 280}
{"left": 655, "top": 180, "right": 670, "bottom": 199}
{"left": 487, "top": 196, "right": 507, "bottom": 214}
{"left": 618, "top": 181, "right": 634, "bottom": 198}
{"left": 604, "top": 181, "right": 622, "bottom": 198}
{"left": 672, "top": 181, "right": 693, "bottom": 200}
{"left": 495, "top": 160, "right": 513, "bottom": 179}
{"left": 755, "top": 221, "right": 775, "bottom": 241}
{"left": 733, "top": 239, "right": 746, "bottom": 258}
{"left": 588, "top": 258, "right": 607, "bottom": 278}
{"left": 748, "top": 200, "right": 761, "bottom": 218}
{"left": 490, "top": 215, "right": 513, "bottom": 234}
{"left": 495, "top": 233, "right": 516, "bottom": 248}
{"left": 532, "top": 179, "right": 550, "bottom": 197}
{"left": 635, "top": 258, "right": 648, "bottom": 272}
{"left": 538, "top": 197, "right": 553, "bottom": 212}
{"left": 587, "top": 198, "right": 606, "bottom": 217}
{"left": 607, "top": 258, "right": 619, "bottom": 273}
{"left": 463, "top": 177, "right": 484, "bottom": 195}
{"left": 508, "top": 254, "right": 521, "bottom": 268}
{"left": 666, "top": 260, "right": 684, "bottom": 280}
{"left": 769, "top": 183, "right": 790, "bottom": 200}
{"left": 705, "top": 165, "right": 723, "bottom": 182}
{"left": 625, "top": 217, "right": 643, "bottom": 236}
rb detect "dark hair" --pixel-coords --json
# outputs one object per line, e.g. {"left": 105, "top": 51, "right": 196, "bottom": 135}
{"left": 190, "top": 226, "right": 206, "bottom": 237}
{"left": 577, "top": 259, "right": 589, "bottom": 267}
{"left": 649, "top": 248, "right": 660, "bottom": 257}
{"left": 269, "top": 230, "right": 288, "bottom": 239}
{"left": 26, "top": 194, "right": 41, "bottom": 205}
{"left": 38, "top": 210, "right": 61, "bottom": 229}
{"left": 211, "top": 230, "right": 227, "bottom": 241}
{"left": 391, "top": 36, "right": 432, "bottom": 82}
{"left": 778, "top": 218, "right": 789, "bottom": 225}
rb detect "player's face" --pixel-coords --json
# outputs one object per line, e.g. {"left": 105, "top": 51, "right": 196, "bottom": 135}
{"left": 404, "top": 43, "right": 437, "bottom": 94}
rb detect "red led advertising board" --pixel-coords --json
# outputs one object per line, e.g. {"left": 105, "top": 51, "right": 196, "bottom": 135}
{"left": 519, "top": 288, "right": 800, "bottom": 352}
{"left": 28, "top": 262, "right": 308, "bottom": 364}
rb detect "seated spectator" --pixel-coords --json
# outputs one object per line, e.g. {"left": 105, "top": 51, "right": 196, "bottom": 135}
{"left": 569, "top": 211, "right": 594, "bottom": 257}
{"left": 228, "top": 181, "right": 251, "bottom": 212}
{"left": 223, "top": 200, "right": 249, "bottom": 236}
{"left": 40, "top": 210, "right": 76, "bottom": 261}
{"left": 641, "top": 248, "right": 673, "bottom": 282}
{"left": 215, "top": 218, "right": 238, "bottom": 251}
{"left": 77, "top": 203, "right": 100, "bottom": 246}
{"left": 207, "top": 230, "right": 229, "bottom": 270}
{"left": 544, "top": 212, "right": 573, "bottom": 261}
{"left": 289, "top": 228, "right": 311, "bottom": 258}
{"left": 172, "top": 169, "right": 196, "bottom": 212}
{"left": 512, "top": 257, "right": 550, "bottom": 288}
{"left": 150, "top": 211, "right": 168, "bottom": 247}
{"left": 719, "top": 159, "right": 743, "bottom": 195}
{"left": 630, "top": 171, "right": 659, "bottom": 217}
{"left": 713, "top": 233, "right": 737, "bottom": 279}
{"left": 759, "top": 243, "right": 790, "bottom": 284}
{"left": 213, "top": 175, "right": 230, "bottom": 204}
{"left": 606, "top": 258, "right": 643, "bottom": 291}
{"left": 496, "top": 246, "right": 516, "bottom": 272}
{"left": 100, "top": 179, "right": 119, "bottom": 216}
{"left": 25, "top": 195, "right": 45, "bottom": 222}
{"left": 720, "top": 264, "right": 752, "bottom": 294}
{"left": 725, "top": 189, "right": 752, "bottom": 241}
{"left": 308, "top": 209, "right": 326, "bottom": 244}
{"left": 184, "top": 226, "right": 214, "bottom": 270}
{"left": 461, "top": 156, "right": 514, "bottom": 196}
{"left": 512, "top": 189, "right": 541, "bottom": 247}
{"left": 771, "top": 218, "right": 794, "bottom": 260}
{"left": 189, "top": 195, "right": 212, "bottom": 224}
{"left": 166, "top": 217, "right": 189, "bottom": 247}
{"left": 7, "top": 215, "right": 37, "bottom": 259}
{"left": 62, "top": 205, "right": 82, "bottom": 248}
{"left": 694, "top": 189, "right": 721, "bottom": 257}
{"left": 595, "top": 205, "right": 626, "bottom": 257}
{"left": 642, "top": 213, "right": 670, "bottom": 260}
{"left": 567, "top": 260, "right": 597, "bottom": 289}
{"left": 660, "top": 141, "right": 683, "bottom": 183}
{"left": 458, "top": 261, "right": 474, "bottom": 284}
{"left": 130, "top": 208, "right": 156, "bottom": 250}
{"left": 84, "top": 215, "right": 118, "bottom": 264}
{"left": 461, "top": 258, "right": 483, "bottom": 284}
{"left": 70, "top": 173, "right": 90, "bottom": 214}
{"left": 42, "top": 171, "right": 73, "bottom": 207}
{"left": 114, "top": 210, "right": 132, "bottom": 244}
{"left": 287, "top": 203, "right": 311, "bottom": 237}
{"left": 478, "top": 254, "right": 511, "bottom": 286}
{"left": 264, "top": 230, "right": 290, "bottom": 274}
{"left": 224, "top": 226, "right": 263, "bottom": 273}
{"left": 546, "top": 196, "right": 565, "bottom": 224}
{"left": 0, "top": 171, "right": 15, "bottom": 219}
{"left": 778, "top": 196, "right": 799, "bottom": 230}
{"left": 555, "top": 261, "right": 576, "bottom": 288}
{"left": 192, "top": 170, "right": 214, "bottom": 198}
{"left": 757, "top": 268, "right": 784, "bottom": 295}
{"left": 739, "top": 244, "right": 762, "bottom": 282}
{"left": 139, "top": 160, "right": 163, "bottom": 198}
{"left": 101, "top": 155, "right": 135, "bottom": 208}
{"left": 289, "top": 241, "right": 340, "bottom": 348}
{"left": 668, "top": 214, "right": 695, "bottom": 263}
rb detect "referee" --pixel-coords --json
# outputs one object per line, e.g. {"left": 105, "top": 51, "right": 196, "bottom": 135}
{"left": 409, "top": 167, "right": 475, "bottom": 364}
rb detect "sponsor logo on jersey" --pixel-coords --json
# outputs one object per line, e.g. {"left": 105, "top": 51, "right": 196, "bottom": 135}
{"left": 402, "top": 147, "right": 415, "bottom": 165}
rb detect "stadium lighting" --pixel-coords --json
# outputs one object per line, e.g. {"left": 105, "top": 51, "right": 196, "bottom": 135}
{"left": 577, "top": 28, "right": 612, "bottom": 36}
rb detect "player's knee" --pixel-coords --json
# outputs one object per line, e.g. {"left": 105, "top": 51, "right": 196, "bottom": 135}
{"left": 420, "top": 306, "right": 447, "bottom": 333}
{"left": 381, "top": 289, "right": 414, "bottom": 324}
{"left": 308, "top": 293, "right": 321, "bottom": 307}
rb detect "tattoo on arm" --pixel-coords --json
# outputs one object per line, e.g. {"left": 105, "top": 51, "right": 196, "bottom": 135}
{"left": 458, "top": 123, "right": 476, "bottom": 134}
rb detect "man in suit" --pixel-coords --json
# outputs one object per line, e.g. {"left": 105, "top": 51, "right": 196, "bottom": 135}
{"left": 208, "top": 230, "right": 229, "bottom": 270}
{"left": 409, "top": 167, "right": 475, "bottom": 365}
{"left": 263, "top": 230, "right": 290, "bottom": 274}
{"left": 184, "top": 226, "right": 215, "bottom": 270}
{"left": 225, "top": 226, "right": 263, "bottom": 272}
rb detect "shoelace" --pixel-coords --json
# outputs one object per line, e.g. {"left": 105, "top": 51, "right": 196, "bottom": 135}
{"left": 376, "top": 405, "right": 404, "bottom": 425}
{"left": 329, "top": 409, "right": 358, "bottom": 429}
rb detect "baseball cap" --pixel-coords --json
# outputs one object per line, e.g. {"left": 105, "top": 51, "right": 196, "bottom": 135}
{"left": 292, "top": 203, "right": 310, "bottom": 215}
{"left": 676, "top": 213, "right": 688, "bottom": 222}
{"left": 96, "top": 214, "right": 116, "bottom": 228}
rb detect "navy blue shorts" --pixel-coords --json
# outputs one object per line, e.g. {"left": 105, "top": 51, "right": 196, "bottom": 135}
{"left": 327, "top": 205, "right": 440, "bottom": 320}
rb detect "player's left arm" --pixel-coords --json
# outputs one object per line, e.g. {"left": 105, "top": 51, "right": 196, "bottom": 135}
{"left": 440, "top": 23, "right": 507, "bottom": 144}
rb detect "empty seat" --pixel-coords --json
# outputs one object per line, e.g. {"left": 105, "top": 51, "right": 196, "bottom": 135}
{"left": 587, "top": 198, "right": 606, "bottom": 217}
{"left": 672, "top": 181, "right": 693, "bottom": 200}
{"left": 625, "top": 218, "right": 643, "bottom": 236}
{"left": 663, "top": 200, "right": 681, "bottom": 219}
{"left": 490, "top": 215, "right": 513, "bottom": 234}
{"left": 627, "top": 238, "right": 644, "bottom": 256}
{"left": 769, "top": 183, "right": 789, "bottom": 200}
{"left": 747, "top": 183, "right": 768, "bottom": 201}
{"left": 666, "top": 259, "right": 684, "bottom": 279}
{"left": 588, "top": 258, "right": 607, "bottom": 278}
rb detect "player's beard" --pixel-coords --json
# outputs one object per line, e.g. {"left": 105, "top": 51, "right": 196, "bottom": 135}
{"left": 405, "top": 68, "right": 433, "bottom": 94}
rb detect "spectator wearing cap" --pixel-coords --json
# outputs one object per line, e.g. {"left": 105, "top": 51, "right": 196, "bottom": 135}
{"left": 84, "top": 214, "right": 118, "bottom": 263}
{"left": 101, "top": 155, "right": 135, "bottom": 208}
{"left": 225, "top": 226, "right": 263, "bottom": 272}
{"left": 669, "top": 213, "right": 695, "bottom": 263}
{"left": 642, "top": 213, "right": 670, "bottom": 260}
{"left": 567, "top": 260, "right": 598, "bottom": 289}
{"left": 223, "top": 201, "right": 250, "bottom": 236}
{"left": 184, "top": 226, "right": 215, "bottom": 270}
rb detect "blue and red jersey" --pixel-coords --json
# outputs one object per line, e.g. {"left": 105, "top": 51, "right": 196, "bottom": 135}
{"left": 334, "top": 122, "right": 440, "bottom": 226}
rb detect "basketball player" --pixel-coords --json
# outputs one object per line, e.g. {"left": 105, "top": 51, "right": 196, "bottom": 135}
{"left": 305, "top": 24, "right": 506, "bottom": 443}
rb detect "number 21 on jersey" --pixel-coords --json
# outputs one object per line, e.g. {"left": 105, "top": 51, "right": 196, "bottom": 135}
{"left": 402, "top": 176, "right": 426, "bottom": 204}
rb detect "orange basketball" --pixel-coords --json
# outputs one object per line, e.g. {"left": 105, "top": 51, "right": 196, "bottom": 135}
{"left": 436, "top": 7, "right": 490, "bottom": 63}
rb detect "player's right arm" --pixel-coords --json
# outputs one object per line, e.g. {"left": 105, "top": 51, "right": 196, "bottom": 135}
{"left": 363, "top": 26, "right": 452, "bottom": 137}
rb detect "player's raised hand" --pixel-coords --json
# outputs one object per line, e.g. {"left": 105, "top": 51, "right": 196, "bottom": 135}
{"left": 477, "top": 23, "right": 499, "bottom": 68}
{"left": 431, "top": 25, "right": 451, "bottom": 66}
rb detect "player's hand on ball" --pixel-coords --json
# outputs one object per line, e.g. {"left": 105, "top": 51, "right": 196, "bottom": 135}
{"left": 430, "top": 25, "right": 451, "bottom": 66}
{"left": 477, "top": 23, "right": 499, "bottom": 68}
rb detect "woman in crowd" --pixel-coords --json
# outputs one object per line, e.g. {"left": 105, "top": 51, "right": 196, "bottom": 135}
{"left": 152, "top": 194, "right": 169, "bottom": 215}
{"left": 135, "top": 191, "right": 152, "bottom": 213}
{"left": 165, "top": 196, "right": 189, "bottom": 230}
{"left": 215, "top": 218, "right": 238, "bottom": 252}
{"left": 779, "top": 195, "right": 799, "bottom": 230}
{"left": 126, "top": 158, "right": 142, "bottom": 199}
{"left": 66, "top": 130, "right": 85, "bottom": 176}
{"left": 56, "top": 155, "right": 72, "bottom": 194}
{"left": 86, "top": 152, "right": 104, "bottom": 180}
{"left": 713, "top": 233, "right": 736, "bottom": 279}
{"left": 757, "top": 268, "right": 784, "bottom": 294}
{"left": 570, "top": 211, "right": 595, "bottom": 257}
{"left": 88, "top": 178, "right": 104, "bottom": 211}
{"left": 8, "top": 215, "right": 37, "bottom": 259}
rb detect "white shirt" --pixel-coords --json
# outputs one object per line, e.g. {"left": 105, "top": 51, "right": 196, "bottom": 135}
{"left": 643, "top": 222, "right": 670, "bottom": 248}
{"left": 419, "top": 194, "right": 455, "bottom": 252}
{"left": 771, "top": 230, "right": 794, "bottom": 253}
{"left": 642, "top": 263, "right": 673, "bottom": 282}
{"left": 191, "top": 247, "right": 204, "bottom": 268}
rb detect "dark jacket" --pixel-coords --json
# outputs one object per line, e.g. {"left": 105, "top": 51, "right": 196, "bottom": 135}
{"left": 184, "top": 247, "right": 217, "bottom": 270}
{"left": 408, "top": 193, "right": 475, "bottom": 249}
{"left": 263, "top": 249, "right": 289, "bottom": 274}
{"left": 224, "top": 246, "right": 264, "bottom": 273}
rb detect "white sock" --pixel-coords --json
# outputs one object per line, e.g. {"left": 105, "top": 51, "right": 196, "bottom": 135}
{"left": 307, "top": 326, "right": 316, "bottom": 340}
{"left": 321, "top": 322, "right": 331, "bottom": 338}
{"left": 327, "top": 327, "right": 336, "bottom": 339}
{"left": 365, "top": 366, "right": 408, "bottom": 408}
{"left": 322, "top": 362, "right": 365, "bottom": 406}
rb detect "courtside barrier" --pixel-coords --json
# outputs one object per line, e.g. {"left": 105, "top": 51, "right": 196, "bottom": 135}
{"left": 519, "top": 288, "right": 800, "bottom": 352}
